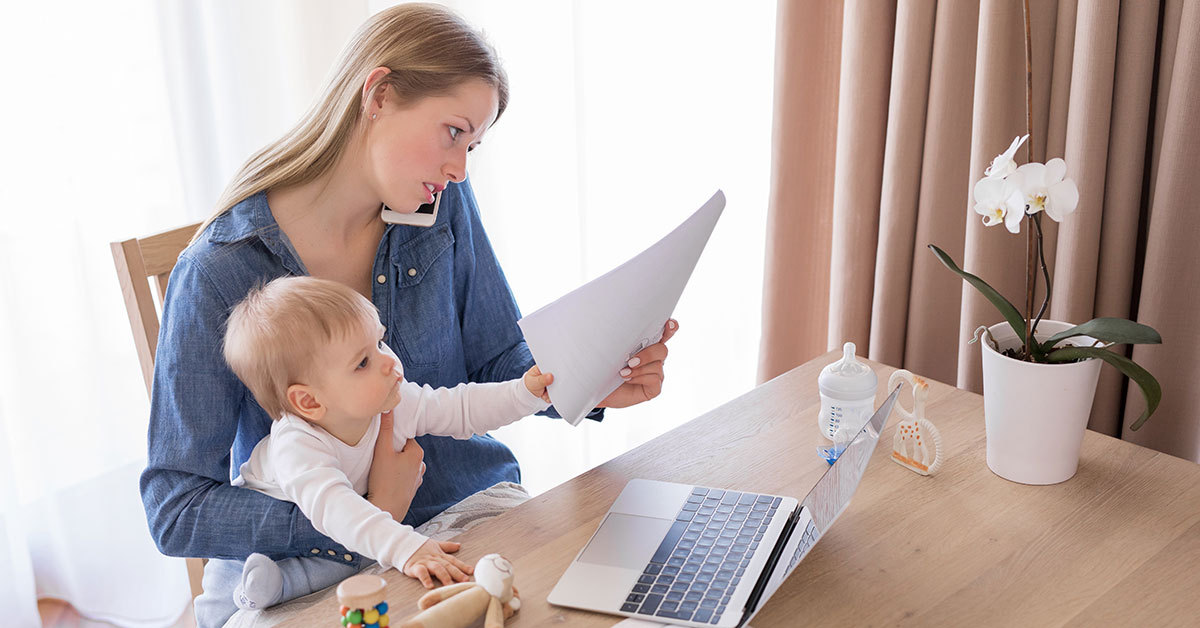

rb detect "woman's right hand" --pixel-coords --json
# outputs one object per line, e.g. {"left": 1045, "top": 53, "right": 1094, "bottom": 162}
{"left": 366, "top": 410, "right": 425, "bottom": 522}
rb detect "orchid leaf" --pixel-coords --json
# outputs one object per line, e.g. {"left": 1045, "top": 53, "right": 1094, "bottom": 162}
{"left": 1047, "top": 346, "right": 1161, "bottom": 431}
{"left": 928, "top": 245, "right": 1025, "bottom": 341}
{"left": 1040, "top": 317, "right": 1162, "bottom": 354}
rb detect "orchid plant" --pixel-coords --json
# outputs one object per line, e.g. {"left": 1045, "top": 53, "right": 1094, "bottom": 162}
{"left": 930, "top": 135, "right": 1162, "bottom": 429}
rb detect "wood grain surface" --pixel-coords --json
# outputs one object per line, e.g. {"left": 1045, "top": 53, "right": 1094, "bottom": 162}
{"left": 281, "top": 352, "right": 1200, "bottom": 627}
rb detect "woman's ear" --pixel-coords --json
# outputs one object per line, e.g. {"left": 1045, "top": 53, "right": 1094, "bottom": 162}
{"left": 287, "top": 384, "right": 326, "bottom": 422}
{"left": 362, "top": 66, "right": 392, "bottom": 118}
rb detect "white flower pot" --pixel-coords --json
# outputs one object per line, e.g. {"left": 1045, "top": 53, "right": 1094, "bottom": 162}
{"left": 980, "top": 320, "right": 1102, "bottom": 485}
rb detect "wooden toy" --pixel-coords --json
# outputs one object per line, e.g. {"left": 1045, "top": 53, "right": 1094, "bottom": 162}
{"left": 887, "top": 369, "right": 944, "bottom": 475}
{"left": 337, "top": 574, "right": 390, "bottom": 628}
{"left": 399, "top": 554, "right": 520, "bottom": 628}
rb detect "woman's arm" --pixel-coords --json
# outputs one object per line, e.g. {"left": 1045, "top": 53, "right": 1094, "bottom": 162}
{"left": 139, "top": 255, "right": 338, "bottom": 560}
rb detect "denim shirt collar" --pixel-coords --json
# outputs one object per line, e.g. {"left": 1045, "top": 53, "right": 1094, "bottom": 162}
{"left": 206, "top": 191, "right": 309, "bottom": 277}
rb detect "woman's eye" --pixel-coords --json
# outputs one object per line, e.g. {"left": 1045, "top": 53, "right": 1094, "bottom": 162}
{"left": 357, "top": 357, "right": 368, "bottom": 370}
{"left": 377, "top": 339, "right": 385, "bottom": 349}
{"left": 448, "top": 126, "right": 462, "bottom": 141}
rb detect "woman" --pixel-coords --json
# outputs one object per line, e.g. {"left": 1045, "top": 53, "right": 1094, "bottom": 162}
{"left": 139, "top": 4, "right": 674, "bottom": 625}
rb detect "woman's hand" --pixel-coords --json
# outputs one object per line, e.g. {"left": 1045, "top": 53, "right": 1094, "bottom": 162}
{"left": 599, "top": 319, "right": 678, "bottom": 409}
{"left": 366, "top": 411, "right": 425, "bottom": 521}
{"left": 403, "top": 538, "right": 474, "bottom": 588}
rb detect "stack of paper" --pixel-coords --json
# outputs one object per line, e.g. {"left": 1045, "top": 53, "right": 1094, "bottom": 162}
{"left": 518, "top": 190, "right": 726, "bottom": 425}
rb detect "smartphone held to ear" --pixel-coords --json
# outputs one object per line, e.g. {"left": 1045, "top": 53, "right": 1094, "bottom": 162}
{"left": 380, "top": 190, "right": 441, "bottom": 227}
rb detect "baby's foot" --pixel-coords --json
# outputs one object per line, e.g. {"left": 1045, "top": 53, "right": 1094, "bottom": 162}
{"left": 233, "top": 553, "right": 283, "bottom": 610}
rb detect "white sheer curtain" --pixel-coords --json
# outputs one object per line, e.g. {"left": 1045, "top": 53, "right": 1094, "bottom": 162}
{"left": 449, "top": 0, "right": 778, "bottom": 494}
{"left": 0, "top": 1, "right": 193, "bottom": 625}
{"left": 0, "top": 1, "right": 774, "bottom": 623}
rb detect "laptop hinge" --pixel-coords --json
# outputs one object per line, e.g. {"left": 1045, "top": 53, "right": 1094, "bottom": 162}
{"left": 737, "top": 505, "right": 803, "bottom": 626}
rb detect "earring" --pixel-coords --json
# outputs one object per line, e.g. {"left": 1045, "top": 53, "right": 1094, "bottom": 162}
{"left": 371, "top": 113, "right": 378, "bottom": 120}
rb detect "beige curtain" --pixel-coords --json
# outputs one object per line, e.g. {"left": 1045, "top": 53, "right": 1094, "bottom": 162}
{"left": 760, "top": 0, "right": 1200, "bottom": 461}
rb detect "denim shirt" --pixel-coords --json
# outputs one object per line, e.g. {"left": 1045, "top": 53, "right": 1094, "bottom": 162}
{"left": 139, "top": 179, "right": 594, "bottom": 564}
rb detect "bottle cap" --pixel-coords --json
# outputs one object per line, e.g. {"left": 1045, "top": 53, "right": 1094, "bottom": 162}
{"left": 818, "top": 342, "right": 877, "bottom": 400}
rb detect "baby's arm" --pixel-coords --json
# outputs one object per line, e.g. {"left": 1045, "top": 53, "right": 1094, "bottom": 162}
{"left": 269, "top": 428, "right": 434, "bottom": 573}
{"left": 393, "top": 371, "right": 551, "bottom": 441}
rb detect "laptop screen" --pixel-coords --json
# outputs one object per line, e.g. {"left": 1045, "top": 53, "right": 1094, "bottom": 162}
{"left": 742, "top": 385, "right": 900, "bottom": 624}
{"left": 801, "top": 385, "right": 899, "bottom": 533}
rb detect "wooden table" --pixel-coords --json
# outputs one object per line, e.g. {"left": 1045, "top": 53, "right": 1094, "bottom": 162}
{"left": 281, "top": 352, "right": 1200, "bottom": 627}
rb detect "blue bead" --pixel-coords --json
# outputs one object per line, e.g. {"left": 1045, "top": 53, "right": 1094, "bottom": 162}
{"left": 366, "top": 624, "right": 378, "bottom": 628}
{"left": 375, "top": 602, "right": 388, "bottom": 614}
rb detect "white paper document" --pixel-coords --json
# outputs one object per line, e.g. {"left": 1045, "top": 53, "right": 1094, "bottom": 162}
{"left": 518, "top": 190, "right": 726, "bottom": 425}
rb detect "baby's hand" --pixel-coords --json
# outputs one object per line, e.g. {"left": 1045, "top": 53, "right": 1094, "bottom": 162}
{"left": 524, "top": 365, "right": 554, "bottom": 403}
{"left": 403, "top": 539, "right": 473, "bottom": 588}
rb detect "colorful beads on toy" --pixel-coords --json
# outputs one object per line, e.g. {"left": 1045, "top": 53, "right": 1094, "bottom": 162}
{"left": 337, "top": 574, "right": 389, "bottom": 628}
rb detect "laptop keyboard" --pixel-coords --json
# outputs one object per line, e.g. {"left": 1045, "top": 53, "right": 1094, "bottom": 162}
{"left": 621, "top": 487, "right": 781, "bottom": 624}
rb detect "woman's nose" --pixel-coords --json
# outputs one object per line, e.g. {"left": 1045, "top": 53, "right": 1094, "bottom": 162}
{"left": 380, "top": 353, "right": 396, "bottom": 373}
{"left": 444, "top": 148, "right": 468, "bottom": 183}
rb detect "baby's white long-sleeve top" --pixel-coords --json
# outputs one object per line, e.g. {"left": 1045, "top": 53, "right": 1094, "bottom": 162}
{"left": 233, "top": 378, "right": 548, "bottom": 570}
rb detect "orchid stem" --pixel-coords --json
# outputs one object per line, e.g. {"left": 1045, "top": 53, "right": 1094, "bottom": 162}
{"left": 1032, "top": 213, "right": 1050, "bottom": 349}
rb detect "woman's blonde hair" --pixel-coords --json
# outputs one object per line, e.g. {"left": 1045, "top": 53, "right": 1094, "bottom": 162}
{"left": 223, "top": 276, "right": 381, "bottom": 419}
{"left": 192, "top": 3, "right": 509, "bottom": 242}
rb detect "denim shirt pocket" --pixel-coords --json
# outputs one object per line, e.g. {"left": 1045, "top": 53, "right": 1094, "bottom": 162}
{"left": 387, "top": 224, "right": 457, "bottom": 369}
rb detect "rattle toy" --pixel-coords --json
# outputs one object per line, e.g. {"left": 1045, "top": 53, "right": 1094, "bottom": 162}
{"left": 337, "top": 574, "right": 390, "bottom": 628}
{"left": 887, "top": 369, "right": 944, "bottom": 475}
{"left": 399, "top": 554, "right": 521, "bottom": 628}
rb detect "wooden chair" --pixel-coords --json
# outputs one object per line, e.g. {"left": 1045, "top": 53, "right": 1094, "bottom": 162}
{"left": 110, "top": 222, "right": 206, "bottom": 599}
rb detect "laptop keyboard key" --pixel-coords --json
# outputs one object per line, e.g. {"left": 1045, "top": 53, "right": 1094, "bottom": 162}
{"left": 651, "top": 520, "right": 689, "bottom": 563}
{"left": 621, "top": 603, "right": 639, "bottom": 613}
{"left": 637, "top": 594, "right": 663, "bottom": 615}
{"left": 633, "top": 584, "right": 650, "bottom": 594}
{"left": 694, "top": 609, "right": 713, "bottom": 623}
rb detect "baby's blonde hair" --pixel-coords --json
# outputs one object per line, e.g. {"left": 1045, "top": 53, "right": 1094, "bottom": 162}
{"left": 192, "top": 2, "right": 509, "bottom": 244}
{"left": 224, "top": 276, "right": 380, "bottom": 419}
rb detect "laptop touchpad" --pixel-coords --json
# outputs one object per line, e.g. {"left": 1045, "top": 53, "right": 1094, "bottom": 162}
{"left": 578, "top": 513, "right": 674, "bottom": 570}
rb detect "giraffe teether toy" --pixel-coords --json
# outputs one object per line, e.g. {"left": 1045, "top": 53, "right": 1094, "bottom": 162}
{"left": 887, "top": 370, "right": 944, "bottom": 475}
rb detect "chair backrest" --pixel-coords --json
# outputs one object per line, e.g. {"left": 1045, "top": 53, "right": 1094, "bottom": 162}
{"left": 110, "top": 223, "right": 200, "bottom": 394}
{"left": 110, "top": 222, "right": 206, "bottom": 598}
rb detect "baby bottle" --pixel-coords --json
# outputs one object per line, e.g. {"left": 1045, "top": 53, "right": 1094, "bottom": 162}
{"left": 817, "top": 342, "right": 878, "bottom": 440}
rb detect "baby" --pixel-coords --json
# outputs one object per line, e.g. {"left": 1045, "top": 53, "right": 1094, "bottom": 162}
{"left": 221, "top": 276, "right": 552, "bottom": 611}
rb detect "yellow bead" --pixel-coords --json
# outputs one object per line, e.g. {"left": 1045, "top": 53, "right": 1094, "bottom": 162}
{"left": 363, "top": 610, "right": 379, "bottom": 624}
{"left": 379, "top": 615, "right": 390, "bottom": 627}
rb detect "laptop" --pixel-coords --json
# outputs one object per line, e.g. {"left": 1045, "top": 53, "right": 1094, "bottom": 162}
{"left": 548, "top": 386, "right": 900, "bottom": 627}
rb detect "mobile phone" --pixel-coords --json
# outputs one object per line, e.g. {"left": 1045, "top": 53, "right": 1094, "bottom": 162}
{"left": 380, "top": 190, "right": 441, "bottom": 227}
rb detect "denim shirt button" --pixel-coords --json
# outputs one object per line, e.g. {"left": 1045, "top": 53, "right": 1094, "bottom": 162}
{"left": 311, "top": 548, "right": 320, "bottom": 555}
{"left": 327, "top": 550, "right": 336, "bottom": 556}
{"left": 407, "top": 268, "right": 417, "bottom": 277}
{"left": 344, "top": 553, "right": 353, "bottom": 561}
{"left": 376, "top": 274, "right": 387, "bottom": 284}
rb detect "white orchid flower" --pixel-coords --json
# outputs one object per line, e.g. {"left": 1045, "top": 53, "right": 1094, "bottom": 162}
{"left": 973, "top": 176, "right": 1027, "bottom": 233}
{"left": 984, "top": 134, "right": 1029, "bottom": 179}
{"left": 1008, "top": 158, "right": 1080, "bottom": 222}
